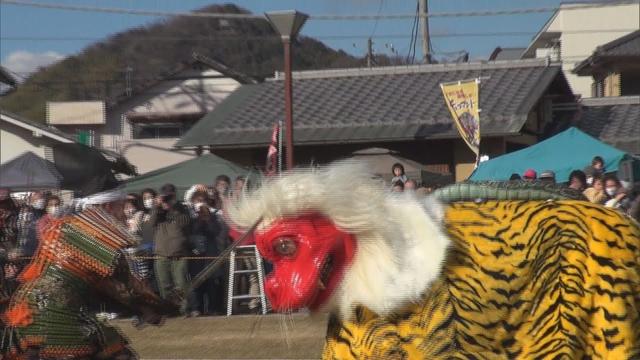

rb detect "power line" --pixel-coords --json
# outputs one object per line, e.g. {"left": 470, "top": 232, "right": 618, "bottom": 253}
{"left": 369, "top": 0, "right": 384, "bottom": 38}
{"left": 0, "top": 0, "right": 263, "bottom": 19}
{"left": 313, "top": 1, "right": 640, "bottom": 19}
{"left": 406, "top": 2, "right": 419, "bottom": 64}
{"left": 2, "top": 28, "right": 638, "bottom": 42}
{"left": 2, "top": 0, "right": 638, "bottom": 20}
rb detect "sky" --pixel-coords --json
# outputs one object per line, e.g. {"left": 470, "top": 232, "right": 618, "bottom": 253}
{"left": 0, "top": 0, "right": 567, "bottom": 78}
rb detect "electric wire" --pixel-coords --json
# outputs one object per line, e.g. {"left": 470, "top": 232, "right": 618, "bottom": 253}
{"left": 1, "top": 0, "right": 638, "bottom": 20}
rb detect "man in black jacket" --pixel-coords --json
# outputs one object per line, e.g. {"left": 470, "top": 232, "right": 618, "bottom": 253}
{"left": 149, "top": 184, "right": 192, "bottom": 316}
{"left": 188, "top": 190, "right": 229, "bottom": 315}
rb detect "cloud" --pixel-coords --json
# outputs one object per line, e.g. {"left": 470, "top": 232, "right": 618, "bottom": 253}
{"left": 1, "top": 50, "right": 65, "bottom": 80}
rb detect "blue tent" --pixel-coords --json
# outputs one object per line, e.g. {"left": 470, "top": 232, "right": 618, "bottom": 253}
{"left": 470, "top": 127, "right": 636, "bottom": 182}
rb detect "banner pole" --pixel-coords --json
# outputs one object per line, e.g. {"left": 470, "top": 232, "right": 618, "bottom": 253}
{"left": 475, "top": 76, "right": 482, "bottom": 169}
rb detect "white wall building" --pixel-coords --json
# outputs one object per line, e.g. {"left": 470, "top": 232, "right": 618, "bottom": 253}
{"left": 522, "top": 1, "right": 640, "bottom": 98}
{"left": 1, "top": 110, "right": 74, "bottom": 164}
{"left": 48, "top": 53, "right": 256, "bottom": 175}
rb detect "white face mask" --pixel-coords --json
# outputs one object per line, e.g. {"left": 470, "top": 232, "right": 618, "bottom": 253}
{"left": 143, "top": 199, "right": 154, "bottom": 209}
{"left": 605, "top": 187, "right": 617, "bottom": 196}
{"left": 33, "top": 199, "right": 45, "bottom": 210}
{"left": 47, "top": 206, "right": 60, "bottom": 216}
{"left": 125, "top": 208, "right": 135, "bottom": 217}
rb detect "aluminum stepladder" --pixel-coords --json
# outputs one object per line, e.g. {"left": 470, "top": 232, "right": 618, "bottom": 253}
{"left": 227, "top": 245, "right": 268, "bottom": 315}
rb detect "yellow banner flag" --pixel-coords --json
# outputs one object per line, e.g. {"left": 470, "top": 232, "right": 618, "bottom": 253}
{"left": 440, "top": 79, "right": 481, "bottom": 157}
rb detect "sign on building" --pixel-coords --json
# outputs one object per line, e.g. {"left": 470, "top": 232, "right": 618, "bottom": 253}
{"left": 46, "top": 101, "right": 106, "bottom": 125}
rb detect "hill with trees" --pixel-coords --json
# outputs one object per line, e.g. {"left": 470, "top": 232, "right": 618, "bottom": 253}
{"left": 0, "top": 3, "right": 368, "bottom": 122}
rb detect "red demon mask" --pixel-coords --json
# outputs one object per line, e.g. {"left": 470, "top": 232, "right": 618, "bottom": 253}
{"left": 254, "top": 214, "right": 357, "bottom": 312}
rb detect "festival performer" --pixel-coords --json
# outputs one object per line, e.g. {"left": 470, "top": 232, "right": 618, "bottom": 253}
{"left": 1, "top": 190, "right": 178, "bottom": 360}
{"left": 227, "top": 161, "right": 640, "bottom": 359}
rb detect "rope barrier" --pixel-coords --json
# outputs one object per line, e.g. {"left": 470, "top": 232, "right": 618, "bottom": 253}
{"left": 12, "top": 255, "right": 259, "bottom": 261}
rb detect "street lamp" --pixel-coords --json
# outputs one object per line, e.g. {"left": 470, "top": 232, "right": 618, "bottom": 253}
{"left": 265, "top": 10, "right": 308, "bottom": 170}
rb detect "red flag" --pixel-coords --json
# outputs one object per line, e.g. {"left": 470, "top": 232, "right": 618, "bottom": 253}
{"left": 265, "top": 123, "right": 279, "bottom": 176}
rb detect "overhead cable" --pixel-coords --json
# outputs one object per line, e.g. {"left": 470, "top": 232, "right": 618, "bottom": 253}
{"left": 2, "top": 28, "right": 638, "bottom": 42}
{"left": 1, "top": 0, "right": 638, "bottom": 20}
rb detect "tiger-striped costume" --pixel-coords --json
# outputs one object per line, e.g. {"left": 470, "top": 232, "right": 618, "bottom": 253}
{"left": 323, "top": 200, "right": 640, "bottom": 359}
{"left": 226, "top": 161, "right": 640, "bottom": 360}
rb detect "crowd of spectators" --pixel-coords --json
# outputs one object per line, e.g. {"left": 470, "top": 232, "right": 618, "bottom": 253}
{"left": 389, "top": 158, "right": 640, "bottom": 223}
{"left": 508, "top": 156, "right": 640, "bottom": 222}
{"left": 0, "top": 159, "right": 639, "bottom": 319}
{"left": 0, "top": 175, "right": 257, "bottom": 319}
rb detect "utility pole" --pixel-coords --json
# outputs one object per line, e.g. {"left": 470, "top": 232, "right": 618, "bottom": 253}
{"left": 125, "top": 66, "right": 133, "bottom": 97}
{"left": 419, "top": 0, "right": 431, "bottom": 64}
{"left": 367, "top": 37, "right": 373, "bottom": 68}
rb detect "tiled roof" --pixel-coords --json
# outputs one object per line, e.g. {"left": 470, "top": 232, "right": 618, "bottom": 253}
{"left": 576, "top": 96, "right": 640, "bottom": 155}
{"left": 177, "top": 59, "right": 567, "bottom": 148}
{"left": 574, "top": 30, "right": 640, "bottom": 74}
{"left": 108, "top": 51, "right": 259, "bottom": 107}
{"left": 488, "top": 47, "right": 526, "bottom": 61}
{"left": 594, "top": 30, "right": 640, "bottom": 57}
{"left": 0, "top": 66, "right": 17, "bottom": 87}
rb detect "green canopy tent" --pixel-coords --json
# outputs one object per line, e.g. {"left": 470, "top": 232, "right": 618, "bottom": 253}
{"left": 470, "top": 127, "right": 640, "bottom": 183}
{"left": 121, "top": 154, "right": 259, "bottom": 199}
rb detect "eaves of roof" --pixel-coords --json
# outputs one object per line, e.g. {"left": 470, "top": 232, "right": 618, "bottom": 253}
{"left": 574, "top": 30, "right": 640, "bottom": 75}
{"left": 107, "top": 52, "right": 260, "bottom": 108}
{"left": 0, "top": 109, "right": 75, "bottom": 143}
{"left": 176, "top": 59, "right": 568, "bottom": 149}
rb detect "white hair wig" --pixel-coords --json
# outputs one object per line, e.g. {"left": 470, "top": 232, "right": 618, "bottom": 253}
{"left": 227, "top": 160, "right": 451, "bottom": 319}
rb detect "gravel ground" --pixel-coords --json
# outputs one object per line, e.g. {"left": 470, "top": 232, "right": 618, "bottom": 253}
{"left": 112, "top": 313, "right": 329, "bottom": 360}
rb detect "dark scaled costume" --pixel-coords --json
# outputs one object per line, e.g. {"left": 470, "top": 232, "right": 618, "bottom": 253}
{"left": 1, "top": 207, "right": 174, "bottom": 359}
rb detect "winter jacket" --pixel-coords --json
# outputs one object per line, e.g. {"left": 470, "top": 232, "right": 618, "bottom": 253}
{"left": 149, "top": 203, "right": 191, "bottom": 257}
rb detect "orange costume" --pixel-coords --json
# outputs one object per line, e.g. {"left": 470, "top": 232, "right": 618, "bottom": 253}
{"left": 2, "top": 207, "right": 137, "bottom": 359}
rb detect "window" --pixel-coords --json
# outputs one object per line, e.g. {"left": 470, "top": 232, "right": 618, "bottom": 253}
{"left": 157, "top": 127, "right": 180, "bottom": 138}
{"left": 621, "top": 72, "right": 640, "bottom": 96}
{"left": 594, "top": 78, "right": 604, "bottom": 98}
{"left": 132, "top": 123, "right": 184, "bottom": 139}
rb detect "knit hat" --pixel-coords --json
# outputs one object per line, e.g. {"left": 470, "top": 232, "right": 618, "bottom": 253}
{"left": 539, "top": 170, "right": 555, "bottom": 179}
{"left": 523, "top": 169, "right": 537, "bottom": 179}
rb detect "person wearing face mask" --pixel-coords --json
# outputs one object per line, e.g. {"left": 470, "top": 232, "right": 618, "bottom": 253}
{"left": 15, "top": 192, "right": 46, "bottom": 263}
{"left": 149, "top": 184, "right": 192, "bottom": 316}
{"left": 142, "top": 189, "right": 156, "bottom": 212}
{"left": 124, "top": 194, "right": 144, "bottom": 237}
{"left": 44, "top": 195, "right": 62, "bottom": 218}
{"left": 137, "top": 189, "right": 158, "bottom": 289}
{"left": 603, "top": 175, "right": 630, "bottom": 211}
{"left": 122, "top": 193, "right": 153, "bottom": 289}
{"left": 140, "top": 188, "right": 157, "bottom": 247}
{"left": 186, "top": 190, "right": 228, "bottom": 316}
{"left": 584, "top": 156, "right": 606, "bottom": 186}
